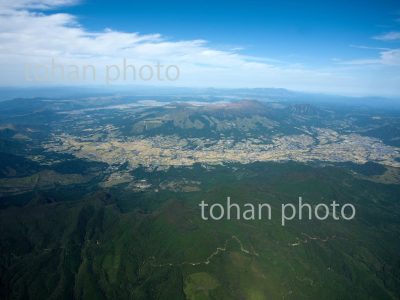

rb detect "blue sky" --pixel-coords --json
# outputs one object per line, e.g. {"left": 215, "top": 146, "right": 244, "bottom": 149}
{"left": 0, "top": 0, "right": 399, "bottom": 96}
{"left": 57, "top": 0, "right": 400, "bottom": 64}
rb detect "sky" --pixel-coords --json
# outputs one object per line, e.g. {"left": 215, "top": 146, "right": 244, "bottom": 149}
{"left": 0, "top": 0, "right": 399, "bottom": 96}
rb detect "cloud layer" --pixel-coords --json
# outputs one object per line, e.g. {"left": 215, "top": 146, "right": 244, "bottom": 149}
{"left": 373, "top": 31, "right": 400, "bottom": 41}
{"left": 0, "top": 0, "right": 399, "bottom": 96}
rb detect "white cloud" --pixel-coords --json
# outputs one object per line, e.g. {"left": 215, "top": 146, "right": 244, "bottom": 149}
{"left": 339, "top": 49, "right": 400, "bottom": 66}
{"left": 0, "top": 0, "right": 78, "bottom": 11}
{"left": 373, "top": 31, "right": 400, "bottom": 41}
{"left": 381, "top": 49, "right": 400, "bottom": 65}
